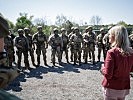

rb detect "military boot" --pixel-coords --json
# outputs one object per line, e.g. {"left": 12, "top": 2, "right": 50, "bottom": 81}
{"left": 44, "top": 57, "right": 48, "bottom": 66}
{"left": 70, "top": 55, "right": 73, "bottom": 62}
{"left": 52, "top": 62, "right": 55, "bottom": 66}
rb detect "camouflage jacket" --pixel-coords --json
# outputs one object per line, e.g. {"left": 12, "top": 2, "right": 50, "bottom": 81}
{"left": 82, "top": 32, "right": 96, "bottom": 45}
{"left": 14, "top": 35, "right": 29, "bottom": 50}
{"left": 25, "top": 34, "right": 33, "bottom": 48}
{"left": 33, "top": 32, "right": 48, "bottom": 48}
{"left": 48, "top": 34, "right": 63, "bottom": 49}
{"left": 4, "top": 35, "right": 14, "bottom": 50}
{"left": 69, "top": 33, "right": 83, "bottom": 49}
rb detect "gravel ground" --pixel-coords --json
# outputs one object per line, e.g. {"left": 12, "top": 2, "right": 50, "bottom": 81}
{"left": 5, "top": 47, "right": 133, "bottom": 100}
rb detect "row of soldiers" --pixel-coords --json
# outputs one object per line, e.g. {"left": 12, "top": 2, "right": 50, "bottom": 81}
{"left": 4, "top": 26, "right": 133, "bottom": 70}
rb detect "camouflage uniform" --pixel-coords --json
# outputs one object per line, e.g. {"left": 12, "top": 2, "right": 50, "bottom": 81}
{"left": 82, "top": 26, "right": 96, "bottom": 64}
{"left": 32, "top": 26, "right": 48, "bottom": 66}
{"left": 60, "top": 28, "right": 69, "bottom": 63}
{"left": 48, "top": 28, "right": 63, "bottom": 66}
{"left": 24, "top": 28, "right": 36, "bottom": 66}
{"left": 96, "top": 28, "right": 106, "bottom": 61}
{"left": 82, "top": 27, "right": 90, "bottom": 63}
{"left": 69, "top": 27, "right": 83, "bottom": 65}
{"left": 103, "top": 33, "right": 110, "bottom": 55}
{"left": 15, "top": 29, "right": 30, "bottom": 70}
{"left": 0, "top": 15, "right": 20, "bottom": 89}
{"left": 68, "top": 27, "right": 75, "bottom": 62}
{"left": 4, "top": 35, "right": 14, "bottom": 66}
{"left": 129, "top": 33, "right": 133, "bottom": 48}
{"left": 9, "top": 29, "right": 16, "bottom": 64}
{"left": 103, "top": 26, "right": 112, "bottom": 55}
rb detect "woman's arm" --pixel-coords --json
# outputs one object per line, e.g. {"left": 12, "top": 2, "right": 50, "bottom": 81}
{"left": 101, "top": 50, "right": 115, "bottom": 79}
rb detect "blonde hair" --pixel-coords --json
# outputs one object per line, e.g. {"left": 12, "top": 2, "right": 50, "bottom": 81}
{"left": 109, "top": 25, "right": 133, "bottom": 55}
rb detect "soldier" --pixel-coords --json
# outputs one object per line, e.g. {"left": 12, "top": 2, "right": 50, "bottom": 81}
{"left": 32, "top": 26, "right": 48, "bottom": 66}
{"left": 103, "top": 26, "right": 112, "bottom": 55}
{"left": 68, "top": 27, "right": 75, "bottom": 62}
{"left": 48, "top": 28, "right": 63, "bottom": 66}
{"left": 4, "top": 32, "right": 14, "bottom": 66}
{"left": 69, "top": 27, "right": 83, "bottom": 65}
{"left": 15, "top": 29, "right": 30, "bottom": 70}
{"left": 0, "top": 15, "right": 20, "bottom": 89}
{"left": 9, "top": 29, "right": 16, "bottom": 64}
{"left": 24, "top": 27, "right": 37, "bottom": 67}
{"left": 96, "top": 28, "right": 106, "bottom": 62}
{"left": 60, "top": 28, "right": 69, "bottom": 63}
{"left": 129, "top": 32, "right": 133, "bottom": 48}
{"left": 82, "top": 27, "right": 91, "bottom": 63}
{"left": 82, "top": 26, "right": 96, "bottom": 64}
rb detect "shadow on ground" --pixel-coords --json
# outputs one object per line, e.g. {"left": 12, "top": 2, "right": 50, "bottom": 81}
{"left": 5, "top": 61, "right": 103, "bottom": 92}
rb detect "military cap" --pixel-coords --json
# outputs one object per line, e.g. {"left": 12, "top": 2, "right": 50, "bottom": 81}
{"left": 86, "top": 26, "right": 93, "bottom": 30}
{"left": 24, "top": 27, "right": 30, "bottom": 31}
{"left": 17, "top": 29, "right": 24, "bottom": 33}
{"left": 0, "top": 16, "right": 9, "bottom": 38}
{"left": 71, "top": 27, "right": 74, "bottom": 30}
{"left": 100, "top": 28, "right": 105, "bottom": 32}
{"left": 74, "top": 27, "right": 79, "bottom": 30}
{"left": 61, "top": 28, "right": 66, "bottom": 31}
{"left": 108, "top": 26, "right": 112, "bottom": 30}
{"left": 53, "top": 28, "right": 58, "bottom": 31}
{"left": 37, "top": 26, "right": 42, "bottom": 29}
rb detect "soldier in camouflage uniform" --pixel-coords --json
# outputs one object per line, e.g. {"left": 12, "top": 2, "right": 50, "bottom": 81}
{"left": 68, "top": 27, "right": 75, "bottom": 62}
{"left": 4, "top": 33, "right": 14, "bottom": 66}
{"left": 82, "top": 27, "right": 91, "bottom": 63}
{"left": 9, "top": 29, "right": 16, "bottom": 65}
{"left": 129, "top": 32, "right": 133, "bottom": 48}
{"left": 83, "top": 26, "right": 96, "bottom": 64}
{"left": 96, "top": 28, "right": 106, "bottom": 62}
{"left": 32, "top": 26, "right": 48, "bottom": 66}
{"left": 15, "top": 29, "right": 30, "bottom": 70}
{"left": 69, "top": 27, "right": 83, "bottom": 65}
{"left": 0, "top": 15, "right": 20, "bottom": 89}
{"left": 60, "top": 28, "right": 69, "bottom": 63}
{"left": 24, "top": 27, "right": 37, "bottom": 67}
{"left": 48, "top": 28, "right": 63, "bottom": 66}
{"left": 102, "top": 26, "right": 112, "bottom": 55}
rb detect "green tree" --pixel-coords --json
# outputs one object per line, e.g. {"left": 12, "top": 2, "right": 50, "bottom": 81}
{"left": 117, "top": 21, "right": 127, "bottom": 27}
{"left": 15, "top": 13, "right": 33, "bottom": 30}
{"left": 7, "top": 20, "right": 15, "bottom": 29}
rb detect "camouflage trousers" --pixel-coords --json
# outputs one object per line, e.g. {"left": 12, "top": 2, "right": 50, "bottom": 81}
{"left": 16, "top": 49, "right": 29, "bottom": 69}
{"left": 70, "top": 45, "right": 74, "bottom": 62}
{"left": 61, "top": 46, "right": 69, "bottom": 62}
{"left": 73, "top": 48, "right": 82, "bottom": 64}
{"left": 6, "top": 49, "right": 14, "bottom": 66}
{"left": 97, "top": 44, "right": 106, "bottom": 61}
{"left": 36, "top": 46, "right": 47, "bottom": 65}
{"left": 83, "top": 43, "right": 95, "bottom": 63}
{"left": 29, "top": 48, "right": 35, "bottom": 65}
{"left": 51, "top": 46, "right": 61, "bottom": 64}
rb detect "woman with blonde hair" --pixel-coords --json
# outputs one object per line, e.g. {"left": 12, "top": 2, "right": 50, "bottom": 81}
{"left": 101, "top": 25, "right": 133, "bottom": 100}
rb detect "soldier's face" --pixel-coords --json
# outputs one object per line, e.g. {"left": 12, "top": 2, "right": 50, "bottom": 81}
{"left": 25, "top": 30, "right": 29, "bottom": 34}
{"left": 62, "top": 30, "right": 66, "bottom": 34}
{"left": 38, "top": 28, "right": 42, "bottom": 32}
{"left": 89, "top": 29, "right": 92, "bottom": 32}
{"left": 75, "top": 29, "right": 79, "bottom": 33}
{"left": 19, "top": 31, "right": 24, "bottom": 35}
{"left": 54, "top": 31, "right": 58, "bottom": 35}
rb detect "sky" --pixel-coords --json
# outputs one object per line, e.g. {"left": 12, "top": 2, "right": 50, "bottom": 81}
{"left": 0, "top": 0, "right": 133, "bottom": 25}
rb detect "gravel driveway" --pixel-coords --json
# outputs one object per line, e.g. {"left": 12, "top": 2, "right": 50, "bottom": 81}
{"left": 5, "top": 47, "right": 133, "bottom": 100}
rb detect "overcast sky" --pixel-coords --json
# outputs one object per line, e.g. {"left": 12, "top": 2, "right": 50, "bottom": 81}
{"left": 0, "top": 0, "right": 133, "bottom": 25}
